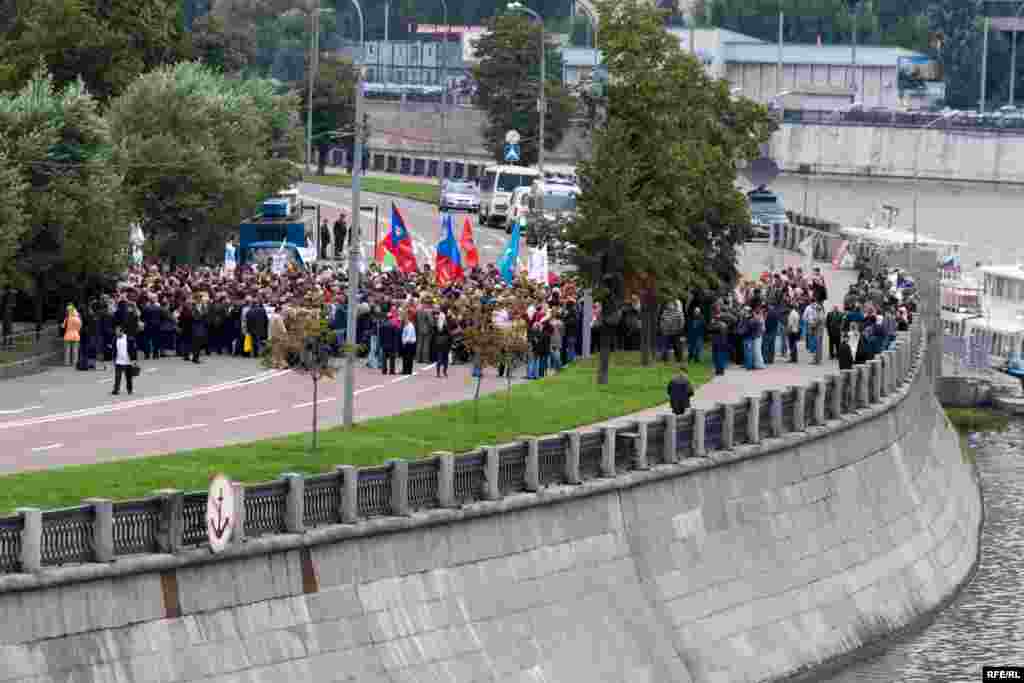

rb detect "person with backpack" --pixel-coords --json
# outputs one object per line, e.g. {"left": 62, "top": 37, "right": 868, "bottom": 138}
{"left": 659, "top": 298, "right": 685, "bottom": 363}
{"left": 686, "top": 307, "right": 705, "bottom": 364}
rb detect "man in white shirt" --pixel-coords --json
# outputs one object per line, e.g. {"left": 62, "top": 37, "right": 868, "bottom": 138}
{"left": 112, "top": 327, "right": 135, "bottom": 395}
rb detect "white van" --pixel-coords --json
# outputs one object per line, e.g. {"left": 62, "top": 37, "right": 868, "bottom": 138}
{"left": 478, "top": 165, "right": 542, "bottom": 228}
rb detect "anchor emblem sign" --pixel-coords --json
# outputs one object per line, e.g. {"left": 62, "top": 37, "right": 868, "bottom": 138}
{"left": 206, "top": 474, "right": 235, "bottom": 553}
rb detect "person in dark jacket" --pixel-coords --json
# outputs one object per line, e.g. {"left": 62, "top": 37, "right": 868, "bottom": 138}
{"left": 189, "top": 302, "right": 209, "bottom": 363}
{"left": 667, "top": 368, "right": 695, "bottom": 415}
{"left": 207, "top": 297, "right": 228, "bottom": 355}
{"left": 686, "top": 308, "right": 705, "bottom": 363}
{"left": 837, "top": 333, "right": 855, "bottom": 371}
{"left": 141, "top": 297, "right": 162, "bottom": 360}
{"left": 710, "top": 312, "right": 730, "bottom": 376}
{"left": 178, "top": 303, "right": 194, "bottom": 361}
{"left": 245, "top": 302, "right": 269, "bottom": 357}
{"left": 763, "top": 305, "right": 779, "bottom": 365}
{"left": 826, "top": 305, "right": 845, "bottom": 360}
{"left": 159, "top": 302, "right": 176, "bottom": 358}
{"left": 433, "top": 311, "right": 451, "bottom": 378}
{"left": 379, "top": 312, "right": 400, "bottom": 375}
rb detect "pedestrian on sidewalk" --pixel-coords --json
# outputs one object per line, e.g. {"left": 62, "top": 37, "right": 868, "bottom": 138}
{"left": 433, "top": 308, "right": 451, "bottom": 378}
{"left": 62, "top": 304, "right": 82, "bottom": 367}
{"left": 710, "top": 311, "right": 730, "bottom": 376}
{"left": 380, "top": 308, "right": 400, "bottom": 375}
{"left": 667, "top": 368, "right": 695, "bottom": 415}
{"left": 786, "top": 305, "right": 801, "bottom": 363}
{"left": 111, "top": 327, "right": 136, "bottom": 396}
{"left": 401, "top": 312, "right": 417, "bottom": 375}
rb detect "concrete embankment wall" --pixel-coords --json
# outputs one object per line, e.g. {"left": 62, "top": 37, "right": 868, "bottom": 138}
{"left": 0, "top": 334, "right": 981, "bottom": 683}
{"left": 770, "top": 123, "right": 1024, "bottom": 184}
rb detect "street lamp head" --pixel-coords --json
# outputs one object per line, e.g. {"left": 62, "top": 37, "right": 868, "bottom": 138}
{"left": 507, "top": 1, "right": 524, "bottom": 9}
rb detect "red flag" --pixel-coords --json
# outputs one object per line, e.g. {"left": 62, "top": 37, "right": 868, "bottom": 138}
{"left": 459, "top": 216, "right": 480, "bottom": 269}
{"left": 383, "top": 204, "right": 418, "bottom": 274}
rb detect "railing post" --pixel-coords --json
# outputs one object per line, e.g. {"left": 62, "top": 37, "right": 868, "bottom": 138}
{"left": 721, "top": 404, "right": 735, "bottom": 450}
{"left": 434, "top": 453, "right": 456, "bottom": 508}
{"left": 83, "top": 498, "right": 113, "bottom": 563}
{"left": 601, "top": 427, "right": 617, "bottom": 477}
{"left": 880, "top": 353, "right": 891, "bottom": 397}
{"left": 793, "top": 387, "right": 806, "bottom": 431}
{"left": 769, "top": 390, "right": 783, "bottom": 437}
{"left": 840, "top": 369, "right": 855, "bottom": 415}
{"left": 692, "top": 410, "right": 706, "bottom": 457}
{"left": 231, "top": 482, "right": 246, "bottom": 544}
{"left": 747, "top": 395, "right": 760, "bottom": 445}
{"left": 16, "top": 508, "right": 41, "bottom": 573}
{"left": 662, "top": 413, "right": 678, "bottom": 463}
{"left": 858, "top": 365, "right": 870, "bottom": 407}
{"left": 523, "top": 437, "right": 540, "bottom": 492}
{"left": 635, "top": 421, "right": 650, "bottom": 469}
{"left": 868, "top": 359, "right": 881, "bottom": 403}
{"left": 152, "top": 489, "right": 183, "bottom": 554}
{"left": 829, "top": 374, "right": 842, "bottom": 419}
{"left": 484, "top": 446, "right": 501, "bottom": 500}
{"left": 814, "top": 380, "right": 827, "bottom": 424}
{"left": 281, "top": 473, "right": 305, "bottom": 533}
{"left": 389, "top": 460, "right": 410, "bottom": 515}
{"left": 337, "top": 465, "right": 359, "bottom": 522}
{"left": 565, "top": 432, "right": 582, "bottom": 484}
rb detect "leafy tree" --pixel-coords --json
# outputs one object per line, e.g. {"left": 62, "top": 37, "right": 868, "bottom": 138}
{"left": 0, "top": 69, "right": 131, "bottom": 324}
{"left": 473, "top": 15, "right": 576, "bottom": 166}
{"left": 0, "top": 0, "right": 187, "bottom": 101}
{"left": 927, "top": 0, "right": 984, "bottom": 109}
{"left": 189, "top": 12, "right": 259, "bottom": 74}
{"left": 453, "top": 293, "right": 529, "bottom": 411}
{"left": 296, "top": 54, "right": 360, "bottom": 176}
{"left": 107, "top": 61, "right": 302, "bottom": 265}
{"left": 567, "top": 0, "right": 774, "bottom": 383}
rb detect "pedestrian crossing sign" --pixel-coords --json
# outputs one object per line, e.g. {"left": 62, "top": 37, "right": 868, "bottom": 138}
{"left": 504, "top": 144, "right": 520, "bottom": 162}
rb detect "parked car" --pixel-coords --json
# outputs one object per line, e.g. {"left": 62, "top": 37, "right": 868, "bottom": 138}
{"left": 439, "top": 180, "right": 480, "bottom": 213}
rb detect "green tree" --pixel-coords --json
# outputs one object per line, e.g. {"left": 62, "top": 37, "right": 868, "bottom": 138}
{"left": 107, "top": 61, "right": 302, "bottom": 265}
{"left": 0, "top": 0, "right": 187, "bottom": 101}
{"left": 0, "top": 70, "right": 131, "bottom": 324}
{"left": 188, "top": 12, "right": 258, "bottom": 74}
{"left": 297, "top": 54, "right": 360, "bottom": 176}
{"left": 567, "top": 0, "right": 775, "bottom": 383}
{"left": 473, "top": 15, "right": 575, "bottom": 166}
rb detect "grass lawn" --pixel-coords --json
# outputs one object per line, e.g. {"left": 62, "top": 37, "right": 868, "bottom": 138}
{"left": 945, "top": 407, "right": 1010, "bottom": 434}
{"left": 306, "top": 174, "right": 440, "bottom": 205}
{"left": 0, "top": 353, "right": 711, "bottom": 514}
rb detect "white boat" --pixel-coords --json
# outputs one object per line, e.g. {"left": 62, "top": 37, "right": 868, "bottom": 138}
{"left": 942, "top": 263, "right": 1024, "bottom": 360}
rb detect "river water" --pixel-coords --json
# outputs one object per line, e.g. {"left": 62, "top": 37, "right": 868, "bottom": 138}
{"left": 822, "top": 421, "right": 1024, "bottom": 682}
{"left": 769, "top": 176, "right": 1024, "bottom": 680}
{"left": 770, "top": 174, "right": 1024, "bottom": 269}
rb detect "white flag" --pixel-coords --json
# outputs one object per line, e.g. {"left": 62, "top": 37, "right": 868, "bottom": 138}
{"left": 528, "top": 244, "right": 549, "bottom": 284}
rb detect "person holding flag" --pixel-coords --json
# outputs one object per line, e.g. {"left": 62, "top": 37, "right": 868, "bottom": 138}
{"left": 435, "top": 214, "right": 464, "bottom": 286}
{"left": 459, "top": 216, "right": 479, "bottom": 270}
{"left": 375, "top": 203, "right": 418, "bottom": 274}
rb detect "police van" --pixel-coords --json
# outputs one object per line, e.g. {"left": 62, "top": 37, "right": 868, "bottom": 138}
{"left": 478, "top": 165, "right": 542, "bottom": 228}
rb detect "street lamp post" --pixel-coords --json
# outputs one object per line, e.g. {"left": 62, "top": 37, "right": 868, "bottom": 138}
{"left": 306, "top": 3, "right": 334, "bottom": 176}
{"left": 343, "top": 0, "right": 365, "bottom": 428}
{"left": 437, "top": 0, "right": 449, "bottom": 192}
{"left": 507, "top": 2, "right": 546, "bottom": 174}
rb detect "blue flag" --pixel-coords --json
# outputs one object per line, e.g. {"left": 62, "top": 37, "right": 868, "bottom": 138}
{"left": 497, "top": 220, "right": 521, "bottom": 284}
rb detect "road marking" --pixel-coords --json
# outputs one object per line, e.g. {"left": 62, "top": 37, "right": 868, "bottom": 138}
{"left": 354, "top": 384, "right": 384, "bottom": 395}
{"left": 146, "top": 367, "right": 158, "bottom": 373}
{"left": 0, "top": 370, "right": 290, "bottom": 432}
{"left": 31, "top": 443, "right": 62, "bottom": 452}
{"left": 0, "top": 405, "right": 42, "bottom": 415}
{"left": 390, "top": 375, "right": 414, "bottom": 384}
{"left": 416, "top": 363, "right": 437, "bottom": 374}
{"left": 293, "top": 398, "right": 337, "bottom": 409}
{"left": 224, "top": 409, "right": 279, "bottom": 423}
{"left": 137, "top": 424, "right": 208, "bottom": 437}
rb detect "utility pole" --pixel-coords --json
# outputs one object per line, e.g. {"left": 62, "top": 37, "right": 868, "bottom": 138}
{"left": 777, "top": 11, "right": 783, "bottom": 93}
{"left": 438, "top": 0, "right": 449, "bottom": 188}
{"left": 850, "top": 0, "right": 858, "bottom": 98}
{"left": 343, "top": 0, "right": 365, "bottom": 428}
{"left": 306, "top": 1, "right": 321, "bottom": 176}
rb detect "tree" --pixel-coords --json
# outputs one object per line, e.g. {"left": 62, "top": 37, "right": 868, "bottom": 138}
{"left": 296, "top": 54, "right": 360, "bottom": 176}
{"left": 473, "top": 15, "right": 576, "bottom": 166}
{"left": 454, "top": 293, "right": 530, "bottom": 414}
{"left": 927, "top": 0, "right": 984, "bottom": 109}
{"left": 0, "top": 69, "right": 132, "bottom": 324}
{"left": 0, "top": 0, "right": 187, "bottom": 101}
{"left": 189, "top": 12, "right": 258, "bottom": 74}
{"left": 567, "top": 0, "right": 775, "bottom": 384}
{"left": 107, "top": 61, "right": 302, "bottom": 265}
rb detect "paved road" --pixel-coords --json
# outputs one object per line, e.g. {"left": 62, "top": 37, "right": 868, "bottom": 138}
{"left": 0, "top": 358, "right": 518, "bottom": 475}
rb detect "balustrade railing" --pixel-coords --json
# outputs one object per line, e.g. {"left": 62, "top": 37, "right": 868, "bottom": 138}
{"left": 0, "top": 328, "right": 924, "bottom": 576}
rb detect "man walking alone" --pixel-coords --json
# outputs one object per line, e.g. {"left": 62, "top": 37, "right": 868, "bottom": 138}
{"left": 111, "top": 327, "right": 135, "bottom": 396}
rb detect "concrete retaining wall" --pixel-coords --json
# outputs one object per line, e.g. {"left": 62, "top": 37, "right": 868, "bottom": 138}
{"left": 0, "top": 333, "right": 981, "bottom": 683}
{"left": 770, "top": 124, "right": 1024, "bottom": 184}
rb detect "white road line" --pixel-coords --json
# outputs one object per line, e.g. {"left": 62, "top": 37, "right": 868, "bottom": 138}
{"left": 146, "top": 367, "right": 159, "bottom": 373}
{"left": 389, "top": 375, "right": 414, "bottom": 384}
{"left": 416, "top": 363, "right": 437, "bottom": 374}
{"left": 0, "top": 370, "right": 290, "bottom": 431}
{"left": 224, "top": 409, "right": 279, "bottom": 423}
{"left": 0, "top": 405, "right": 42, "bottom": 416}
{"left": 354, "top": 384, "right": 384, "bottom": 395}
{"left": 293, "top": 398, "right": 337, "bottom": 409}
{"left": 31, "top": 443, "right": 63, "bottom": 452}
{"left": 137, "top": 424, "right": 208, "bottom": 437}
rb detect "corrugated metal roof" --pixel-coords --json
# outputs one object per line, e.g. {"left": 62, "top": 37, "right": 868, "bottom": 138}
{"left": 722, "top": 42, "right": 925, "bottom": 67}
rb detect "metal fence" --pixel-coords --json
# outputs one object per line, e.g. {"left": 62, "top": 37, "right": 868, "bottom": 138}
{"left": 784, "top": 108, "right": 1024, "bottom": 134}
{"left": 0, "top": 325, "right": 924, "bottom": 575}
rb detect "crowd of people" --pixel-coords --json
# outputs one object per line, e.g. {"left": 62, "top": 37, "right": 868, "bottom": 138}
{"left": 57, "top": 256, "right": 918, "bottom": 392}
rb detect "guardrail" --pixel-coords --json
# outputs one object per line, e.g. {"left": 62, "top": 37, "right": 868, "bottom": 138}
{"left": 0, "top": 325, "right": 925, "bottom": 575}
{"left": 0, "top": 324, "right": 62, "bottom": 380}
{"left": 783, "top": 108, "right": 1024, "bottom": 133}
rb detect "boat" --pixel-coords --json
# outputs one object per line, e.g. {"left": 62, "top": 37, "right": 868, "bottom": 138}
{"left": 940, "top": 262, "right": 1024, "bottom": 369}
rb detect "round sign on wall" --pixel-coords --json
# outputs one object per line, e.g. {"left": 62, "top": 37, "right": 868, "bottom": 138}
{"left": 505, "top": 130, "right": 521, "bottom": 145}
{"left": 206, "top": 474, "right": 235, "bottom": 553}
